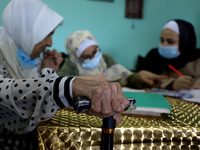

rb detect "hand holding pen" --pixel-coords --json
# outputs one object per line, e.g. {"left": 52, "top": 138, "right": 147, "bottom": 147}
{"left": 172, "top": 76, "right": 196, "bottom": 90}
{"left": 168, "top": 64, "right": 183, "bottom": 76}
{"left": 167, "top": 63, "right": 196, "bottom": 90}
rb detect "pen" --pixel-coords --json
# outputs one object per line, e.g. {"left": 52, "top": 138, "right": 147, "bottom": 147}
{"left": 167, "top": 64, "right": 183, "bottom": 76}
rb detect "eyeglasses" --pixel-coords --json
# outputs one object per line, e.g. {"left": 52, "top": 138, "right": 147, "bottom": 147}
{"left": 80, "top": 47, "right": 101, "bottom": 61}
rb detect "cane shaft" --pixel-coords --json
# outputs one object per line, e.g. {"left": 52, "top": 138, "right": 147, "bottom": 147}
{"left": 101, "top": 116, "right": 116, "bottom": 150}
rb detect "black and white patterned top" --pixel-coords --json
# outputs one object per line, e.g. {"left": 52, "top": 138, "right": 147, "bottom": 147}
{"left": 0, "top": 51, "right": 75, "bottom": 134}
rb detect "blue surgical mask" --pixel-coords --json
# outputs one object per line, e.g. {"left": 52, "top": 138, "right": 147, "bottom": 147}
{"left": 158, "top": 45, "right": 180, "bottom": 59}
{"left": 82, "top": 51, "right": 102, "bottom": 68}
{"left": 17, "top": 48, "right": 38, "bottom": 68}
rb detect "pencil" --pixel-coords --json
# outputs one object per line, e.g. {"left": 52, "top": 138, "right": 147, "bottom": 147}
{"left": 168, "top": 64, "right": 183, "bottom": 76}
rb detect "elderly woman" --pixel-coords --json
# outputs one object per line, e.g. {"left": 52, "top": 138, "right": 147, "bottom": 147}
{"left": 57, "top": 30, "right": 167, "bottom": 88}
{"left": 0, "top": 0, "right": 129, "bottom": 149}
{"left": 137, "top": 19, "right": 200, "bottom": 90}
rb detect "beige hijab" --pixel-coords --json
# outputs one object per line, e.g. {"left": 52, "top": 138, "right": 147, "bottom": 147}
{"left": 0, "top": 0, "right": 63, "bottom": 79}
{"left": 65, "top": 30, "right": 132, "bottom": 81}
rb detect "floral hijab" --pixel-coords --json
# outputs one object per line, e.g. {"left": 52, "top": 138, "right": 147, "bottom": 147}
{"left": 65, "top": 30, "right": 132, "bottom": 81}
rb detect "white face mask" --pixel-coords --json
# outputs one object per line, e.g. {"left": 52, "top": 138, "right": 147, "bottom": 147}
{"left": 158, "top": 45, "right": 180, "bottom": 59}
{"left": 82, "top": 51, "right": 102, "bottom": 68}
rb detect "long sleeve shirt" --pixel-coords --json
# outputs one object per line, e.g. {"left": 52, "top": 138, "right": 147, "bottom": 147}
{"left": 0, "top": 52, "right": 74, "bottom": 134}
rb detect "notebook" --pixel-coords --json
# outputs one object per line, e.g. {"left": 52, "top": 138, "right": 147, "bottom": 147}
{"left": 123, "top": 92, "right": 172, "bottom": 116}
{"left": 147, "top": 88, "right": 200, "bottom": 104}
{"left": 122, "top": 87, "right": 146, "bottom": 93}
{"left": 147, "top": 88, "right": 193, "bottom": 99}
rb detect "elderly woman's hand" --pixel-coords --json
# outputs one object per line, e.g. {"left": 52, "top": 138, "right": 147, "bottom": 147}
{"left": 78, "top": 74, "right": 107, "bottom": 82}
{"left": 72, "top": 77, "right": 130, "bottom": 124}
{"left": 42, "top": 49, "right": 63, "bottom": 71}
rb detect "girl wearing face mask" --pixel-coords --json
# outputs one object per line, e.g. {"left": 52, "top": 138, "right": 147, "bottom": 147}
{"left": 137, "top": 19, "right": 200, "bottom": 90}
{"left": 57, "top": 30, "right": 168, "bottom": 88}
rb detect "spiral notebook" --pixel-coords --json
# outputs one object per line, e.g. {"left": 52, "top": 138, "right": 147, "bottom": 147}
{"left": 123, "top": 92, "right": 172, "bottom": 116}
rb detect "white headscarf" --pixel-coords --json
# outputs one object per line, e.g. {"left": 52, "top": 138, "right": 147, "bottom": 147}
{"left": 163, "top": 20, "right": 180, "bottom": 34}
{"left": 0, "top": 0, "right": 63, "bottom": 79}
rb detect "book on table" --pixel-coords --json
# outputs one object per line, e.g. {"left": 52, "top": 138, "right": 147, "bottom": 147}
{"left": 123, "top": 92, "right": 172, "bottom": 116}
{"left": 147, "top": 88, "right": 200, "bottom": 104}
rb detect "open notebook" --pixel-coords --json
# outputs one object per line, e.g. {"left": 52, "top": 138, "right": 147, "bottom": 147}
{"left": 147, "top": 88, "right": 200, "bottom": 104}
{"left": 123, "top": 92, "right": 172, "bottom": 116}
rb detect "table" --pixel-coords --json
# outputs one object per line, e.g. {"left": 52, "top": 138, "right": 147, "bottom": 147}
{"left": 37, "top": 97, "right": 200, "bottom": 150}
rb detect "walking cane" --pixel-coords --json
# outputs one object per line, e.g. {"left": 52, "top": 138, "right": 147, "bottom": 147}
{"left": 73, "top": 97, "right": 136, "bottom": 150}
{"left": 101, "top": 116, "right": 116, "bottom": 150}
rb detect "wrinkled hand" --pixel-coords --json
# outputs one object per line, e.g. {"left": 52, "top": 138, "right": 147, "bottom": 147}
{"left": 72, "top": 77, "right": 130, "bottom": 124}
{"left": 78, "top": 74, "right": 107, "bottom": 82}
{"left": 172, "top": 76, "right": 195, "bottom": 90}
{"left": 137, "top": 70, "right": 169, "bottom": 87}
{"left": 42, "top": 49, "right": 63, "bottom": 71}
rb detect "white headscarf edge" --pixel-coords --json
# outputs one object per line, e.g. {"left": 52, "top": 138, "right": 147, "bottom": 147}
{"left": 0, "top": 0, "right": 63, "bottom": 78}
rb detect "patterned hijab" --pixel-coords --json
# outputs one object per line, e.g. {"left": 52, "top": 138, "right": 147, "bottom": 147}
{"left": 0, "top": 0, "right": 63, "bottom": 79}
{"left": 65, "top": 30, "right": 132, "bottom": 81}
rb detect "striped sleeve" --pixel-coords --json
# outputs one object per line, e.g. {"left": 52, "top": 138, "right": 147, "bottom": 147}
{"left": 53, "top": 76, "right": 76, "bottom": 107}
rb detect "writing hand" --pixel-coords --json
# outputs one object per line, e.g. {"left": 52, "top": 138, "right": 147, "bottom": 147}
{"left": 172, "top": 75, "right": 195, "bottom": 90}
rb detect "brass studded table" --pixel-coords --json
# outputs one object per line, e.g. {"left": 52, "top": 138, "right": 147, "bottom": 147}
{"left": 37, "top": 97, "right": 200, "bottom": 150}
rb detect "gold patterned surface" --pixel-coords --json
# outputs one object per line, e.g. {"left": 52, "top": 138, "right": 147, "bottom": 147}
{"left": 38, "top": 97, "right": 200, "bottom": 150}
